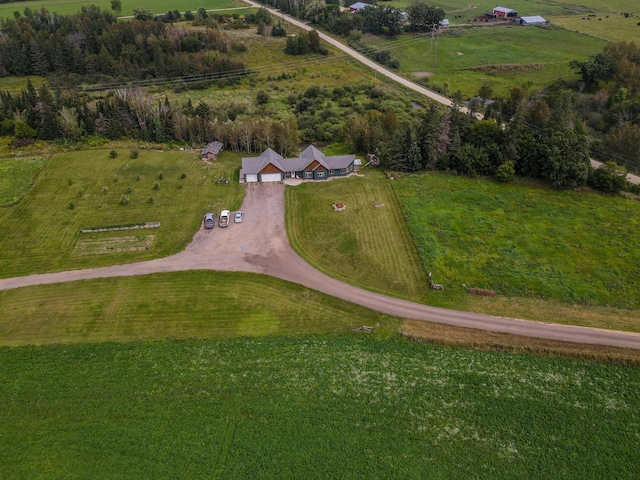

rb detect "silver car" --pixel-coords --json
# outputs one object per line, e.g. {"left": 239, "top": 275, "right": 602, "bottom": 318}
{"left": 234, "top": 211, "right": 244, "bottom": 223}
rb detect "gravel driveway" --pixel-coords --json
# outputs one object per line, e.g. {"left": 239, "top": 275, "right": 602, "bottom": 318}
{"left": 1, "top": 183, "right": 640, "bottom": 349}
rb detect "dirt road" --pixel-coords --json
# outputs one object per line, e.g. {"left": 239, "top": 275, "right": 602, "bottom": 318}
{"left": 1, "top": 183, "right": 639, "bottom": 350}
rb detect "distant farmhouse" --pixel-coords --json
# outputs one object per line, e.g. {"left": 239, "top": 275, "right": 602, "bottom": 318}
{"left": 519, "top": 15, "right": 548, "bottom": 25}
{"left": 349, "top": 2, "right": 372, "bottom": 13}
{"left": 493, "top": 6, "right": 518, "bottom": 18}
{"left": 241, "top": 145, "right": 356, "bottom": 183}
{"left": 201, "top": 141, "right": 223, "bottom": 160}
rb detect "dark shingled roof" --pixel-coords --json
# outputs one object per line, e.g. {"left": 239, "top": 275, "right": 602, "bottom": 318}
{"left": 201, "top": 141, "right": 223, "bottom": 156}
{"left": 241, "top": 145, "right": 355, "bottom": 176}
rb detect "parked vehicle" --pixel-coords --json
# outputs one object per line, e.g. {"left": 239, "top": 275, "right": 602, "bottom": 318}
{"left": 219, "top": 209, "right": 230, "bottom": 228}
{"left": 234, "top": 211, "right": 244, "bottom": 223}
{"left": 204, "top": 212, "right": 215, "bottom": 229}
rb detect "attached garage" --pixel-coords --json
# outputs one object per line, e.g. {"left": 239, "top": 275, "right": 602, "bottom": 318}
{"left": 245, "top": 173, "right": 258, "bottom": 183}
{"left": 260, "top": 173, "right": 282, "bottom": 182}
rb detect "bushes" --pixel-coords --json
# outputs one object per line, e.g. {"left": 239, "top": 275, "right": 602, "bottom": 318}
{"left": 588, "top": 161, "right": 629, "bottom": 193}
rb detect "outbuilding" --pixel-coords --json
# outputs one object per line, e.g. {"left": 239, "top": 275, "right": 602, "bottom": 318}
{"left": 201, "top": 141, "right": 223, "bottom": 160}
{"left": 493, "top": 6, "right": 518, "bottom": 17}
{"left": 349, "top": 2, "right": 372, "bottom": 13}
{"left": 519, "top": 15, "right": 548, "bottom": 25}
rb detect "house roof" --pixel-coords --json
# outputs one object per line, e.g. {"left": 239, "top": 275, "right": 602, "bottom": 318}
{"left": 493, "top": 6, "right": 517, "bottom": 13}
{"left": 521, "top": 15, "right": 547, "bottom": 23}
{"left": 202, "top": 140, "right": 223, "bottom": 156}
{"left": 242, "top": 145, "right": 355, "bottom": 176}
{"left": 349, "top": 2, "right": 371, "bottom": 10}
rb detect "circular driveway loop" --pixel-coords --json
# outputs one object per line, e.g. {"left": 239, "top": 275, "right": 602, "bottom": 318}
{"left": 1, "top": 183, "right": 639, "bottom": 349}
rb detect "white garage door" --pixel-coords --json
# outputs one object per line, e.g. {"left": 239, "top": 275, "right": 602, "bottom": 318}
{"left": 261, "top": 173, "right": 282, "bottom": 182}
{"left": 245, "top": 174, "right": 258, "bottom": 183}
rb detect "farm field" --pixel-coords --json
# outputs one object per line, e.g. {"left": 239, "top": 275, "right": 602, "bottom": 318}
{"left": 0, "top": 148, "right": 244, "bottom": 278}
{"left": 384, "top": 26, "right": 605, "bottom": 97}
{"left": 286, "top": 168, "right": 431, "bottom": 303}
{"left": 0, "top": 0, "right": 241, "bottom": 19}
{"left": 1, "top": 336, "right": 638, "bottom": 478}
{"left": 393, "top": 173, "right": 640, "bottom": 311}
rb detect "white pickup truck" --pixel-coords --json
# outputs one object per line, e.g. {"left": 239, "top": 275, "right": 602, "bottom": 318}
{"left": 219, "top": 209, "right": 230, "bottom": 228}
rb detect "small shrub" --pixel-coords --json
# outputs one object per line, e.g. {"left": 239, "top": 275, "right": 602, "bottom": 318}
{"left": 158, "top": 173, "right": 164, "bottom": 180}
{"left": 109, "top": 150, "right": 118, "bottom": 158}
{"left": 147, "top": 196, "right": 154, "bottom": 204}
{"left": 180, "top": 173, "right": 186, "bottom": 179}
{"left": 153, "top": 181, "right": 160, "bottom": 191}
{"left": 76, "top": 186, "right": 85, "bottom": 198}
{"left": 113, "top": 174, "right": 118, "bottom": 183}
{"left": 130, "top": 150, "right": 139, "bottom": 159}
{"left": 178, "top": 184, "right": 183, "bottom": 189}
{"left": 68, "top": 201, "right": 75, "bottom": 210}
{"left": 126, "top": 186, "right": 133, "bottom": 194}
{"left": 136, "top": 175, "right": 140, "bottom": 182}
{"left": 102, "top": 186, "right": 109, "bottom": 195}
{"left": 120, "top": 195, "right": 129, "bottom": 206}
{"left": 67, "top": 178, "right": 73, "bottom": 186}
{"left": 496, "top": 161, "right": 515, "bottom": 183}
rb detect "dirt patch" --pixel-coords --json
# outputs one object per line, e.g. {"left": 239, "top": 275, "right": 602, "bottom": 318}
{"left": 412, "top": 72, "right": 434, "bottom": 78}
{"left": 73, "top": 235, "right": 155, "bottom": 256}
{"left": 457, "top": 51, "right": 464, "bottom": 55}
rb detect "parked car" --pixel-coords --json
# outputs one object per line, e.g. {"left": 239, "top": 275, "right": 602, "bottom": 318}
{"left": 219, "top": 210, "right": 230, "bottom": 228}
{"left": 234, "top": 211, "right": 244, "bottom": 223}
{"left": 204, "top": 212, "right": 215, "bottom": 229}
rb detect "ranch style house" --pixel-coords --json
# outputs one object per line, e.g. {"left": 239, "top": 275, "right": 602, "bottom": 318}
{"left": 241, "top": 145, "right": 356, "bottom": 183}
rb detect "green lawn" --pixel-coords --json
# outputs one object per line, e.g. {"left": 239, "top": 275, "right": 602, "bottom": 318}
{"left": 1, "top": 336, "right": 638, "bottom": 478}
{"left": 0, "top": 0, "right": 241, "bottom": 19}
{"left": 393, "top": 173, "right": 640, "bottom": 309}
{"left": 385, "top": 26, "right": 605, "bottom": 97}
{"left": 0, "top": 148, "right": 244, "bottom": 278}
{"left": 0, "top": 271, "right": 400, "bottom": 346}
{"left": 0, "top": 156, "right": 46, "bottom": 206}
{"left": 286, "top": 169, "right": 431, "bottom": 302}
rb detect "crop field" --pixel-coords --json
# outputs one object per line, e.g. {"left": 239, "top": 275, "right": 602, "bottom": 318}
{"left": 0, "top": 0, "right": 241, "bottom": 19}
{"left": 393, "top": 173, "right": 640, "bottom": 312}
{"left": 0, "top": 156, "right": 45, "bottom": 207}
{"left": 384, "top": 26, "right": 605, "bottom": 96}
{"left": 0, "top": 148, "right": 244, "bottom": 278}
{"left": 286, "top": 168, "right": 430, "bottom": 302}
{"left": 1, "top": 336, "right": 638, "bottom": 477}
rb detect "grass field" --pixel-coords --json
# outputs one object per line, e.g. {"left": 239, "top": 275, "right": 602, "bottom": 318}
{"left": 384, "top": 26, "right": 605, "bottom": 97}
{"left": 1, "top": 336, "right": 638, "bottom": 477}
{"left": 0, "top": 271, "right": 400, "bottom": 345}
{"left": 0, "top": 148, "right": 244, "bottom": 278}
{"left": 286, "top": 169, "right": 430, "bottom": 302}
{"left": 0, "top": 0, "right": 241, "bottom": 19}
{"left": 393, "top": 173, "right": 640, "bottom": 310}
{"left": 0, "top": 156, "right": 46, "bottom": 207}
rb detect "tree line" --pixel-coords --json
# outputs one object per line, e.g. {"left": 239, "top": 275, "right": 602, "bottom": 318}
{"left": 0, "top": 6, "right": 245, "bottom": 84}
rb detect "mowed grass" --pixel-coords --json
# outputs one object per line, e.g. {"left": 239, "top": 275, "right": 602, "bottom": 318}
{"left": 286, "top": 169, "right": 430, "bottom": 302}
{"left": 0, "top": 271, "right": 400, "bottom": 345}
{"left": 387, "top": 26, "right": 605, "bottom": 96}
{"left": 0, "top": 0, "right": 240, "bottom": 19}
{"left": 0, "top": 148, "right": 243, "bottom": 278}
{"left": 393, "top": 173, "right": 640, "bottom": 310}
{"left": 1, "top": 336, "right": 639, "bottom": 478}
{"left": 0, "top": 156, "right": 46, "bottom": 206}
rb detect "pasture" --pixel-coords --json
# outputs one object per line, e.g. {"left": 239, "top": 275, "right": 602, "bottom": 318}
{"left": 0, "top": 148, "right": 243, "bottom": 278}
{"left": 1, "top": 336, "right": 638, "bottom": 477}
{"left": 393, "top": 173, "right": 640, "bottom": 312}
{"left": 0, "top": 0, "right": 241, "bottom": 19}
{"left": 385, "top": 25, "right": 605, "bottom": 96}
{"left": 285, "top": 168, "right": 430, "bottom": 302}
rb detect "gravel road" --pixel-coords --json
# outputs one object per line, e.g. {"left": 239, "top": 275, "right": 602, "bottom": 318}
{"left": 1, "top": 183, "right": 639, "bottom": 350}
